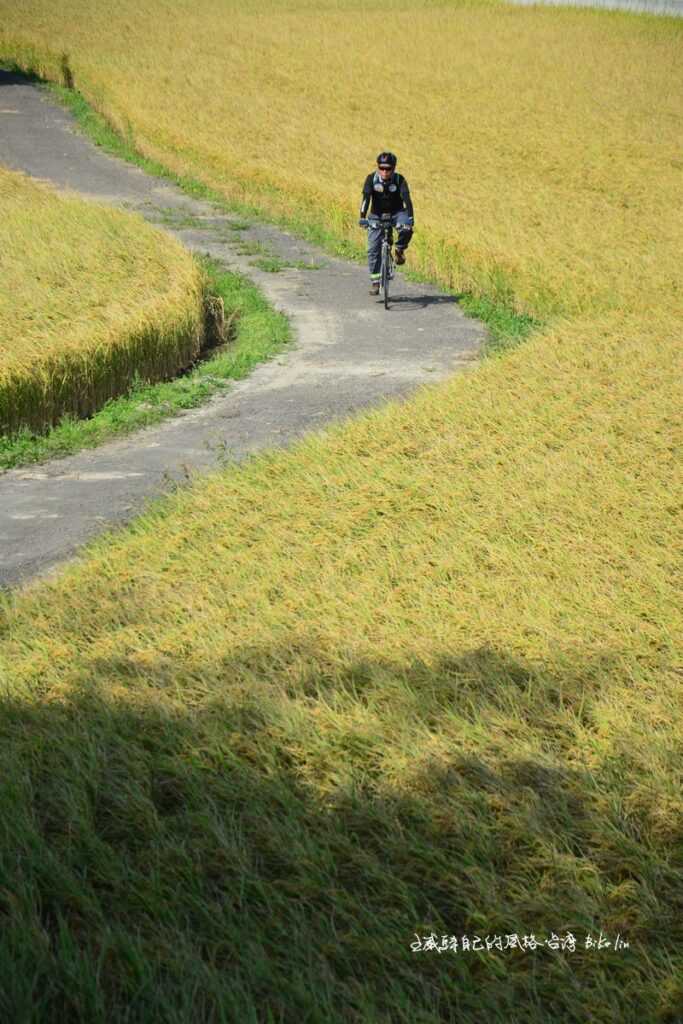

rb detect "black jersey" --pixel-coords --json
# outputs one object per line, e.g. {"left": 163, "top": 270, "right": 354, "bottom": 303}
{"left": 360, "top": 171, "right": 414, "bottom": 220}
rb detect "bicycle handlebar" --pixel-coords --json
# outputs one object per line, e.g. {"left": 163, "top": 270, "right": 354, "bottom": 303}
{"left": 359, "top": 215, "right": 413, "bottom": 230}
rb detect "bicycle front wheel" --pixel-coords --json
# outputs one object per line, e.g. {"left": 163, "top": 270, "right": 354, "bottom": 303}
{"left": 381, "top": 246, "right": 390, "bottom": 309}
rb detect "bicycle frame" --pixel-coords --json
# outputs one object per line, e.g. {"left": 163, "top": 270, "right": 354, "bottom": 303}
{"left": 377, "top": 216, "right": 394, "bottom": 310}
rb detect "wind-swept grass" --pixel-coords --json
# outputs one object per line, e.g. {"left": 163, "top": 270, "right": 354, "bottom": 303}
{"left": 1, "top": 306, "right": 680, "bottom": 1021}
{"left": 0, "top": 167, "right": 204, "bottom": 435}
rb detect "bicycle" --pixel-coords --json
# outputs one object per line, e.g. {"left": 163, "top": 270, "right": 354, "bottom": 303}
{"left": 360, "top": 213, "right": 395, "bottom": 310}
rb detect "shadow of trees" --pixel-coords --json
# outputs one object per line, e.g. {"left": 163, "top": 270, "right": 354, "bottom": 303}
{"left": 0, "top": 644, "right": 680, "bottom": 1022}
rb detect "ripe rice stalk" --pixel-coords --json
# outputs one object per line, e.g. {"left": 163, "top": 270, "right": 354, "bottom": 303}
{"left": 0, "top": 167, "right": 206, "bottom": 434}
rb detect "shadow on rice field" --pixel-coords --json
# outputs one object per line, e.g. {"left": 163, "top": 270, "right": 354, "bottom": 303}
{"left": 2, "top": 641, "right": 680, "bottom": 1022}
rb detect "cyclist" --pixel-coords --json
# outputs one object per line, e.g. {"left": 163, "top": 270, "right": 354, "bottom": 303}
{"left": 359, "top": 151, "right": 414, "bottom": 295}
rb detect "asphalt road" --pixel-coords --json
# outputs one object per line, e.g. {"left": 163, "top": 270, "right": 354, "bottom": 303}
{"left": 0, "top": 71, "right": 486, "bottom": 589}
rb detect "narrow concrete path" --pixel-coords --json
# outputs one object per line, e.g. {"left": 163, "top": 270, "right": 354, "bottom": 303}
{"left": 508, "top": 0, "right": 682, "bottom": 14}
{"left": 0, "top": 71, "right": 486, "bottom": 589}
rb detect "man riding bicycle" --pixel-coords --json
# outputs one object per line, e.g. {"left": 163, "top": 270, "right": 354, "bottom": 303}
{"left": 359, "top": 151, "right": 414, "bottom": 296}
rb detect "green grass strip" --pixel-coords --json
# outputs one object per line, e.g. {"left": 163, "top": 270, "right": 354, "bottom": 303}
{"left": 458, "top": 294, "right": 540, "bottom": 355}
{"left": 0, "top": 258, "right": 290, "bottom": 470}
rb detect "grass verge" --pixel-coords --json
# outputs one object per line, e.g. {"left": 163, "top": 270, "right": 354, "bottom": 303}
{"left": 0, "top": 258, "right": 290, "bottom": 470}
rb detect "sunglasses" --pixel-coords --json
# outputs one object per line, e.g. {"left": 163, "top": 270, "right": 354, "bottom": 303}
{"left": 378, "top": 165, "right": 393, "bottom": 171}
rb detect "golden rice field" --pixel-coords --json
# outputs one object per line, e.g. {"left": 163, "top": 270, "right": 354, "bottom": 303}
{"left": 0, "top": 166, "right": 205, "bottom": 433}
{"left": 1, "top": 0, "right": 681, "bottom": 321}
{"left": 0, "top": 312, "right": 680, "bottom": 1018}
{"left": 0, "top": 0, "right": 682, "bottom": 1018}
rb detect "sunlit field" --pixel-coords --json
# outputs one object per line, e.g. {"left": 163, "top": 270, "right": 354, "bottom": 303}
{"left": 2, "top": 0, "right": 681, "bottom": 319}
{"left": 0, "top": 0, "right": 682, "bottom": 1019}
{"left": 0, "top": 167, "right": 204, "bottom": 433}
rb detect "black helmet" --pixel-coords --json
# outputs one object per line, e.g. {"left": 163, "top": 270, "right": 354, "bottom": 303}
{"left": 376, "top": 151, "right": 397, "bottom": 169}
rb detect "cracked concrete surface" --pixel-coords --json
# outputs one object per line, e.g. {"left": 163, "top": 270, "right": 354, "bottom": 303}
{"left": 0, "top": 70, "right": 486, "bottom": 588}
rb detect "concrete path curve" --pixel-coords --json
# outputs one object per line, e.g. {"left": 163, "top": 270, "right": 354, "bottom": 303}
{"left": 0, "top": 71, "right": 486, "bottom": 589}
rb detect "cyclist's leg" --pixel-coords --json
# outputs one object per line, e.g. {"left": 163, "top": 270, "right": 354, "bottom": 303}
{"left": 393, "top": 211, "right": 413, "bottom": 256}
{"left": 367, "top": 218, "right": 382, "bottom": 289}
